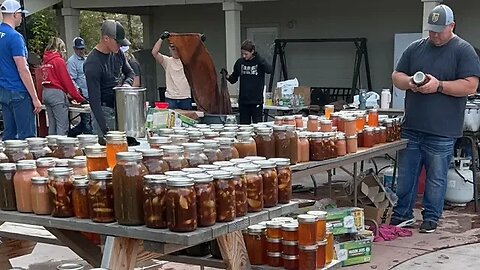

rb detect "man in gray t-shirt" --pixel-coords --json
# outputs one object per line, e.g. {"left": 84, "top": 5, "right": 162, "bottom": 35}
{"left": 391, "top": 4, "right": 480, "bottom": 233}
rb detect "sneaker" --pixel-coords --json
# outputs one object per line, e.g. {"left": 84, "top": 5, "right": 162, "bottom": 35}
{"left": 390, "top": 218, "right": 416, "bottom": 228}
{"left": 419, "top": 221, "right": 437, "bottom": 233}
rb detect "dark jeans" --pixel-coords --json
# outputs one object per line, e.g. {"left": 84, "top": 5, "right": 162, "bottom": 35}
{"left": 392, "top": 129, "right": 455, "bottom": 224}
{"left": 0, "top": 89, "right": 36, "bottom": 140}
{"left": 239, "top": 104, "right": 263, "bottom": 124}
{"left": 166, "top": 98, "right": 192, "bottom": 110}
{"left": 69, "top": 112, "right": 93, "bottom": 137}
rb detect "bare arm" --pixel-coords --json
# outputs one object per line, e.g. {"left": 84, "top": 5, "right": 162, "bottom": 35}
{"left": 392, "top": 71, "right": 416, "bottom": 91}
{"left": 418, "top": 74, "right": 478, "bottom": 97}
{"left": 152, "top": 38, "right": 165, "bottom": 65}
{"left": 13, "top": 56, "right": 42, "bottom": 113}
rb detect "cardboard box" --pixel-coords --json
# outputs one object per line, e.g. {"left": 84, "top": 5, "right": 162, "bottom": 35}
{"left": 335, "top": 237, "right": 373, "bottom": 266}
{"left": 294, "top": 86, "right": 311, "bottom": 106}
{"left": 145, "top": 108, "right": 198, "bottom": 130}
{"left": 327, "top": 207, "right": 364, "bottom": 235}
{"left": 362, "top": 204, "right": 393, "bottom": 226}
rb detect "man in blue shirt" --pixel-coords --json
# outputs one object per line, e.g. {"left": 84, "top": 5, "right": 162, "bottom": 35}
{"left": 0, "top": 0, "right": 42, "bottom": 139}
{"left": 67, "top": 37, "right": 92, "bottom": 135}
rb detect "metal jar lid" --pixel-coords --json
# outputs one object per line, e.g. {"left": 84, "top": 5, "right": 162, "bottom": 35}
{"left": 197, "top": 164, "right": 220, "bottom": 171}
{"left": 307, "top": 210, "right": 327, "bottom": 219}
{"left": 343, "top": 116, "right": 356, "bottom": 122}
{"left": 57, "top": 137, "right": 79, "bottom": 145}
{"left": 0, "top": 163, "right": 16, "bottom": 171}
{"left": 273, "top": 125, "right": 287, "bottom": 131}
{"left": 282, "top": 240, "right": 298, "bottom": 246}
{"left": 136, "top": 148, "right": 163, "bottom": 157}
{"left": 266, "top": 220, "right": 284, "bottom": 229}
{"left": 161, "top": 145, "right": 183, "bottom": 154}
{"left": 182, "top": 167, "right": 205, "bottom": 174}
{"left": 144, "top": 174, "right": 168, "bottom": 184}
{"left": 308, "top": 115, "right": 318, "bottom": 120}
{"left": 336, "top": 132, "right": 346, "bottom": 140}
{"left": 299, "top": 244, "right": 318, "bottom": 251}
{"left": 164, "top": 171, "right": 189, "bottom": 177}
{"left": 236, "top": 131, "right": 252, "bottom": 138}
{"left": 173, "top": 129, "right": 188, "bottom": 135}
{"left": 48, "top": 167, "right": 73, "bottom": 177}
{"left": 346, "top": 134, "right": 358, "bottom": 140}
{"left": 188, "top": 173, "right": 214, "bottom": 183}
{"left": 16, "top": 161, "right": 37, "bottom": 170}
{"left": 170, "top": 134, "right": 189, "bottom": 141}
{"left": 282, "top": 254, "right": 299, "bottom": 260}
{"left": 4, "top": 140, "right": 28, "bottom": 148}
{"left": 89, "top": 171, "right": 112, "bottom": 180}
{"left": 166, "top": 177, "right": 194, "bottom": 187}
{"left": 73, "top": 179, "right": 89, "bottom": 187}
{"left": 230, "top": 158, "right": 250, "bottom": 165}
{"left": 317, "top": 240, "right": 327, "bottom": 246}
{"left": 116, "top": 152, "right": 142, "bottom": 161}
{"left": 207, "top": 170, "right": 233, "bottom": 180}
{"left": 267, "top": 251, "right": 282, "bottom": 257}
{"left": 223, "top": 126, "right": 238, "bottom": 132}
{"left": 26, "top": 137, "right": 47, "bottom": 146}
{"left": 256, "top": 127, "right": 273, "bottom": 135}
{"left": 237, "top": 163, "right": 261, "bottom": 173}
{"left": 268, "top": 158, "right": 290, "bottom": 167}
{"left": 221, "top": 166, "right": 245, "bottom": 176}
{"left": 297, "top": 214, "right": 317, "bottom": 223}
{"left": 214, "top": 137, "right": 234, "bottom": 146}
{"left": 182, "top": 142, "right": 204, "bottom": 151}
{"left": 309, "top": 132, "right": 324, "bottom": 138}
{"left": 220, "top": 131, "right": 236, "bottom": 138}
{"left": 281, "top": 223, "right": 299, "bottom": 231}
{"left": 272, "top": 217, "right": 295, "bottom": 223}
{"left": 197, "top": 139, "right": 218, "bottom": 148}
{"left": 188, "top": 131, "right": 203, "bottom": 139}
{"left": 68, "top": 158, "right": 86, "bottom": 167}
{"left": 31, "top": 176, "right": 48, "bottom": 184}
{"left": 105, "top": 133, "right": 126, "bottom": 142}
{"left": 253, "top": 160, "right": 277, "bottom": 169}
{"left": 46, "top": 135, "right": 66, "bottom": 146}
{"left": 73, "top": 175, "right": 88, "bottom": 182}
{"left": 285, "top": 125, "right": 296, "bottom": 131}
{"left": 84, "top": 145, "right": 106, "bottom": 155}
{"left": 148, "top": 136, "right": 172, "bottom": 145}
{"left": 55, "top": 158, "right": 70, "bottom": 167}
{"left": 203, "top": 131, "right": 219, "bottom": 138}
{"left": 195, "top": 124, "right": 209, "bottom": 128}
{"left": 245, "top": 156, "right": 266, "bottom": 161}
{"left": 77, "top": 134, "right": 99, "bottom": 142}
{"left": 213, "top": 161, "right": 235, "bottom": 167}
{"left": 56, "top": 263, "right": 85, "bottom": 270}
{"left": 320, "top": 119, "right": 332, "bottom": 125}
{"left": 248, "top": 224, "right": 266, "bottom": 234}
{"left": 157, "top": 128, "right": 175, "bottom": 136}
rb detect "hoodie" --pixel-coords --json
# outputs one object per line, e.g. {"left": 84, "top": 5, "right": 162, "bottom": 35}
{"left": 41, "top": 51, "right": 85, "bottom": 103}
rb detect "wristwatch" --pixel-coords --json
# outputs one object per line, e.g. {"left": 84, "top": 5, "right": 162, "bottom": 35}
{"left": 437, "top": 80, "right": 444, "bottom": 93}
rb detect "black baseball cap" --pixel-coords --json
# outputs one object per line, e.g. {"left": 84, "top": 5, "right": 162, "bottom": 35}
{"left": 101, "top": 20, "right": 131, "bottom": 46}
{"left": 73, "top": 37, "right": 85, "bottom": 49}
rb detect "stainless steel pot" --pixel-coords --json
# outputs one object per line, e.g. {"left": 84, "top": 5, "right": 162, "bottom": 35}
{"left": 464, "top": 102, "right": 480, "bottom": 132}
{"left": 114, "top": 87, "right": 146, "bottom": 138}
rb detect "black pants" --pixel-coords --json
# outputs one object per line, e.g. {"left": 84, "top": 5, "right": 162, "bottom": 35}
{"left": 239, "top": 104, "right": 263, "bottom": 124}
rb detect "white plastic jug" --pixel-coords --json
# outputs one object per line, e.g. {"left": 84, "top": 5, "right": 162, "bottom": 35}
{"left": 380, "top": 89, "right": 391, "bottom": 109}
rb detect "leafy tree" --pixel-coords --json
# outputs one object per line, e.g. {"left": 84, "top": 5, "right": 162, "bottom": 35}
{"left": 25, "top": 8, "right": 57, "bottom": 55}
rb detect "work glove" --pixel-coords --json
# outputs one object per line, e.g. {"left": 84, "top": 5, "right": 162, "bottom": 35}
{"left": 160, "top": 31, "right": 170, "bottom": 40}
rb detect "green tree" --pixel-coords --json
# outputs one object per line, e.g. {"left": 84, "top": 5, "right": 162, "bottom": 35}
{"left": 25, "top": 8, "right": 57, "bottom": 55}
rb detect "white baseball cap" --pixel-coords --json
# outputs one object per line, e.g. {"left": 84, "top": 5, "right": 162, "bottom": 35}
{"left": 1, "top": 0, "right": 29, "bottom": 14}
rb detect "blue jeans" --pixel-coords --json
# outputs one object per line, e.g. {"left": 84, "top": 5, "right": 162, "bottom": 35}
{"left": 392, "top": 129, "right": 455, "bottom": 224}
{"left": 166, "top": 98, "right": 192, "bottom": 110}
{"left": 92, "top": 106, "right": 116, "bottom": 137}
{"left": 0, "top": 89, "right": 36, "bottom": 140}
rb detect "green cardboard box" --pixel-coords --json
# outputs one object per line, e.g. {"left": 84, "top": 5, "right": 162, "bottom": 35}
{"left": 326, "top": 207, "right": 364, "bottom": 235}
{"left": 334, "top": 238, "right": 372, "bottom": 266}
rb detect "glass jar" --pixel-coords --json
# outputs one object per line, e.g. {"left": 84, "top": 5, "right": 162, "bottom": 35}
{"left": 368, "top": 108, "right": 379, "bottom": 127}
{"left": 285, "top": 125, "right": 299, "bottom": 164}
{"left": 309, "top": 133, "right": 325, "bottom": 161}
{"left": 320, "top": 120, "right": 333, "bottom": 132}
{"left": 106, "top": 133, "right": 128, "bottom": 170}
{"left": 356, "top": 113, "right": 366, "bottom": 132}
{"left": 273, "top": 125, "right": 289, "bottom": 158}
{"left": 266, "top": 221, "right": 284, "bottom": 239}
{"left": 379, "top": 126, "right": 387, "bottom": 143}
{"left": 198, "top": 139, "right": 224, "bottom": 163}
{"left": 254, "top": 128, "right": 276, "bottom": 159}
{"left": 166, "top": 177, "right": 197, "bottom": 232}
{"left": 364, "top": 127, "right": 375, "bottom": 148}
{"left": 55, "top": 159, "right": 70, "bottom": 168}
{"left": 298, "top": 132, "right": 310, "bottom": 163}
{"left": 48, "top": 167, "right": 74, "bottom": 217}
{"left": 113, "top": 152, "right": 147, "bottom": 225}
{"left": 269, "top": 158, "right": 292, "bottom": 204}
{"left": 274, "top": 116, "right": 283, "bottom": 125}
{"left": 374, "top": 127, "right": 381, "bottom": 145}
{"left": 235, "top": 132, "right": 257, "bottom": 158}
{"left": 0, "top": 163, "right": 16, "bottom": 210}
{"left": 36, "top": 158, "right": 56, "bottom": 177}
{"left": 27, "top": 137, "right": 52, "bottom": 159}
{"left": 161, "top": 145, "right": 189, "bottom": 171}
{"left": 137, "top": 149, "right": 169, "bottom": 174}
{"left": 244, "top": 224, "right": 267, "bottom": 265}
{"left": 254, "top": 160, "right": 278, "bottom": 208}
{"left": 53, "top": 137, "right": 83, "bottom": 159}
{"left": 384, "top": 119, "right": 396, "bottom": 142}
{"left": 326, "top": 224, "right": 334, "bottom": 264}
{"left": 299, "top": 244, "right": 318, "bottom": 270}
{"left": 209, "top": 170, "right": 236, "bottom": 222}
{"left": 323, "top": 133, "right": 338, "bottom": 160}
{"left": 330, "top": 113, "right": 340, "bottom": 127}
{"left": 215, "top": 137, "right": 240, "bottom": 160}
{"left": 77, "top": 134, "right": 99, "bottom": 150}
{"left": 72, "top": 176, "right": 90, "bottom": 219}
{"left": 143, "top": 174, "right": 168, "bottom": 228}
{"left": 4, "top": 140, "right": 33, "bottom": 162}
{"left": 346, "top": 135, "right": 358, "bottom": 154}
{"left": 282, "top": 223, "right": 299, "bottom": 242}
{"left": 267, "top": 251, "right": 282, "bottom": 267}
{"left": 238, "top": 163, "right": 263, "bottom": 212}
{"left": 282, "top": 240, "right": 299, "bottom": 255}
{"left": 84, "top": 145, "right": 109, "bottom": 172}
{"left": 14, "top": 161, "right": 39, "bottom": 213}
{"left": 189, "top": 173, "right": 216, "bottom": 227}
{"left": 88, "top": 171, "right": 115, "bottom": 223}
{"left": 148, "top": 136, "right": 172, "bottom": 149}
{"left": 298, "top": 214, "right": 317, "bottom": 246}
{"left": 182, "top": 142, "right": 208, "bottom": 167}
{"left": 46, "top": 135, "right": 66, "bottom": 153}
{"left": 69, "top": 158, "right": 88, "bottom": 176}
{"left": 336, "top": 133, "right": 347, "bottom": 156}
{"left": 337, "top": 116, "right": 346, "bottom": 132}
{"left": 283, "top": 115, "right": 296, "bottom": 126}
{"left": 307, "top": 210, "right": 327, "bottom": 241}
{"left": 188, "top": 131, "right": 204, "bottom": 142}
{"left": 307, "top": 115, "right": 319, "bottom": 132}
{"left": 316, "top": 240, "right": 327, "bottom": 268}
{"left": 343, "top": 116, "right": 356, "bottom": 136}
{"left": 221, "top": 166, "right": 247, "bottom": 217}
{"left": 0, "top": 142, "right": 8, "bottom": 163}
{"left": 294, "top": 115, "right": 303, "bottom": 128}
{"left": 282, "top": 255, "right": 299, "bottom": 270}
{"left": 170, "top": 134, "right": 189, "bottom": 146}
{"left": 31, "top": 176, "right": 51, "bottom": 215}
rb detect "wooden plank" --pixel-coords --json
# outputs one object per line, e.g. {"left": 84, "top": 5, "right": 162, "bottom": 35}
{"left": 105, "top": 237, "right": 142, "bottom": 270}
{"left": 0, "top": 238, "right": 36, "bottom": 260}
{"left": 0, "top": 223, "right": 61, "bottom": 246}
{"left": 217, "top": 231, "right": 251, "bottom": 270}
{"left": 45, "top": 227, "right": 102, "bottom": 267}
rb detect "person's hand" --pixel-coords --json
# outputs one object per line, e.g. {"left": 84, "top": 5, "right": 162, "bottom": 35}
{"left": 417, "top": 74, "right": 440, "bottom": 94}
{"left": 408, "top": 77, "right": 419, "bottom": 92}
{"left": 160, "top": 31, "right": 170, "bottom": 40}
{"left": 32, "top": 97, "right": 42, "bottom": 114}
{"left": 122, "top": 83, "right": 131, "bottom": 87}
{"left": 71, "top": 100, "right": 79, "bottom": 105}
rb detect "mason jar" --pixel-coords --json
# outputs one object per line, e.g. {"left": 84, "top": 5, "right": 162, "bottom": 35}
{"left": 198, "top": 139, "right": 224, "bottom": 164}
{"left": 161, "top": 145, "right": 189, "bottom": 171}
{"left": 4, "top": 140, "right": 33, "bottom": 162}
{"left": 136, "top": 149, "right": 169, "bottom": 174}
{"left": 183, "top": 143, "right": 208, "bottom": 168}
{"left": 26, "top": 137, "right": 52, "bottom": 159}
{"left": 47, "top": 167, "right": 74, "bottom": 217}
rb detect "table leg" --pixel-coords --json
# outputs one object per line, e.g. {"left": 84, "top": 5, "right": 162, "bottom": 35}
{"left": 393, "top": 151, "right": 399, "bottom": 192}
{"left": 353, "top": 162, "right": 358, "bottom": 207}
{"left": 310, "top": 175, "right": 318, "bottom": 196}
{"left": 327, "top": 170, "right": 333, "bottom": 198}
{"left": 465, "top": 135, "right": 480, "bottom": 212}
{"left": 102, "top": 236, "right": 142, "bottom": 270}
{"left": 217, "top": 230, "right": 252, "bottom": 270}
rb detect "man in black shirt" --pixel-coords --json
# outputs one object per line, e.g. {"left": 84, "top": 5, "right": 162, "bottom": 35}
{"left": 84, "top": 20, "right": 134, "bottom": 136}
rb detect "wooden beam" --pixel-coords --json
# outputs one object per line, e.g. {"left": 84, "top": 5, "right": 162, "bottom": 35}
{"left": 103, "top": 237, "right": 142, "bottom": 270}
{"left": 217, "top": 231, "right": 251, "bottom": 270}
{"left": 45, "top": 227, "right": 102, "bottom": 267}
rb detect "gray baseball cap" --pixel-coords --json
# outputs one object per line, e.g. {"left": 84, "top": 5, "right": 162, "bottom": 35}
{"left": 426, "top": 4, "right": 454, "bottom": 33}
{"left": 101, "top": 20, "right": 131, "bottom": 46}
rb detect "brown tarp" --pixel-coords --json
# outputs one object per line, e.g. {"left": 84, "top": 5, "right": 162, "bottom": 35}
{"left": 169, "top": 33, "right": 232, "bottom": 114}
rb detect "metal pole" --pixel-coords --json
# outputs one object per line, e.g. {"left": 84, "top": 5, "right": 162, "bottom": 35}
{"left": 19, "top": 0, "right": 28, "bottom": 48}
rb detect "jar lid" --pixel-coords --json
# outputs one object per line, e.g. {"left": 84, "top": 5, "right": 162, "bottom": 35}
{"left": 214, "top": 137, "right": 234, "bottom": 145}
{"left": 284, "top": 115, "right": 295, "bottom": 120}
{"left": 223, "top": 126, "right": 238, "bottom": 132}
{"left": 221, "top": 166, "right": 245, "bottom": 176}
{"left": 267, "top": 251, "right": 282, "bottom": 257}
{"left": 164, "top": 171, "right": 189, "bottom": 177}
{"left": 73, "top": 179, "right": 89, "bottom": 187}
{"left": 273, "top": 125, "right": 286, "bottom": 131}
{"left": 16, "top": 161, "right": 36, "bottom": 170}
{"left": 199, "top": 128, "right": 213, "bottom": 133}
{"left": 195, "top": 124, "right": 209, "bottom": 128}
{"left": 230, "top": 158, "right": 250, "bottom": 164}
{"left": 210, "top": 124, "right": 224, "bottom": 128}
{"left": 181, "top": 142, "right": 203, "bottom": 151}
{"left": 317, "top": 240, "right": 327, "bottom": 246}
{"left": 56, "top": 263, "right": 84, "bottom": 270}
{"left": 181, "top": 167, "right": 206, "bottom": 174}
{"left": 346, "top": 135, "right": 358, "bottom": 139}
{"left": 238, "top": 126, "right": 254, "bottom": 132}
{"left": 253, "top": 160, "right": 276, "bottom": 169}
{"left": 320, "top": 119, "right": 332, "bottom": 124}
{"left": 309, "top": 132, "right": 324, "bottom": 138}
{"left": 31, "top": 176, "right": 48, "bottom": 184}
{"left": 369, "top": 108, "right": 378, "bottom": 112}
{"left": 4, "top": 140, "right": 27, "bottom": 148}
{"left": 297, "top": 214, "right": 317, "bottom": 223}
{"left": 207, "top": 170, "right": 233, "bottom": 180}
{"left": 166, "top": 177, "right": 194, "bottom": 187}
{"left": 203, "top": 131, "right": 220, "bottom": 138}
{"left": 236, "top": 131, "right": 252, "bottom": 138}
{"left": 274, "top": 116, "right": 284, "bottom": 120}
{"left": 220, "top": 131, "right": 236, "bottom": 138}
{"left": 285, "top": 125, "right": 296, "bottom": 131}
{"left": 245, "top": 156, "right": 267, "bottom": 161}
{"left": 326, "top": 223, "right": 333, "bottom": 230}
{"left": 379, "top": 126, "right": 387, "bottom": 131}
{"left": 272, "top": 217, "right": 295, "bottom": 223}
{"left": 55, "top": 158, "right": 70, "bottom": 167}
{"left": 136, "top": 148, "right": 163, "bottom": 157}
{"left": 224, "top": 124, "right": 238, "bottom": 128}
{"left": 299, "top": 244, "right": 318, "bottom": 251}
{"left": 188, "top": 131, "right": 203, "bottom": 138}
{"left": 0, "top": 163, "right": 16, "bottom": 171}
{"left": 144, "top": 174, "right": 167, "bottom": 184}
{"left": 26, "top": 137, "right": 47, "bottom": 146}
{"left": 307, "top": 210, "right": 327, "bottom": 219}
{"left": 188, "top": 173, "right": 214, "bottom": 183}
{"left": 84, "top": 145, "right": 106, "bottom": 155}
{"left": 282, "top": 254, "right": 299, "bottom": 260}
{"left": 282, "top": 240, "right": 298, "bottom": 246}
{"left": 48, "top": 167, "right": 73, "bottom": 177}
{"left": 281, "top": 223, "right": 299, "bottom": 231}
{"left": 197, "top": 139, "right": 218, "bottom": 148}
{"left": 343, "top": 116, "right": 356, "bottom": 122}
{"left": 161, "top": 145, "right": 183, "bottom": 153}
{"left": 336, "top": 132, "right": 345, "bottom": 140}
{"left": 266, "top": 220, "right": 284, "bottom": 229}
{"left": 77, "top": 134, "right": 99, "bottom": 142}
{"left": 308, "top": 115, "right": 318, "bottom": 120}
{"left": 89, "top": 171, "right": 112, "bottom": 180}
{"left": 268, "top": 158, "right": 290, "bottom": 167}
{"left": 148, "top": 136, "right": 172, "bottom": 145}
{"left": 237, "top": 163, "right": 261, "bottom": 172}
{"left": 256, "top": 127, "right": 273, "bottom": 135}
{"left": 68, "top": 158, "right": 86, "bottom": 167}
{"left": 213, "top": 161, "right": 235, "bottom": 167}
{"left": 247, "top": 224, "right": 266, "bottom": 234}
{"left": 73, "top": 175, "right": 88, "bottom": 181}
{"left": 46, "top": 135, "right": 66, "bottom": 145}
{"left": 57, "top": 137, "right": 79, "bottom": 145}
{"left": 116, "top": 152, "right": 142, "bottom": 161}
{"left": 298, "top": 131, "right": 309, "bottom": 138}
{"left": 197, "top": 164, "right": 221, "bottom": 171}
{"left": 157, "top": 128, "right": 175, "bottom": 135}
{"left": 173, "top": 129, "right": 188, "bottom": 135}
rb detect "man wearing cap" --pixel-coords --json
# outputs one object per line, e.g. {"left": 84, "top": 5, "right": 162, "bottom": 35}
{"left": 391, "top": 4, "right": 480, "bottom": 233}
{"left": 0, "top": 0, "right": 42, "bottom": 139}
{"left": 84, "top": 20, "right": 134, "bottom": 136}
{"left": 67, "top": 37, "right": 92, "bottom": 135}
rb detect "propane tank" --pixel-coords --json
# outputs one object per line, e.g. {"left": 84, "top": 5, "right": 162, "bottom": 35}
{"left": 445, "top": 158, "right": 474, "bottom": 206}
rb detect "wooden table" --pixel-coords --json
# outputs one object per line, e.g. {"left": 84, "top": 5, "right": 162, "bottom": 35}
{"left": 0, "top": 202, "right": 298, "bottom": 270}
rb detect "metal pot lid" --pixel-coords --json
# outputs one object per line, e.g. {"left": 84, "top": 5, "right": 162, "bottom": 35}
{"left": 144, "top": 174, "right": 168, "bottom": 184}
{"left": 188, "top": 173, "right": 214, "bottom": 183}
{"left": 166, "top": 177, "right": 194, "bottom": 187}
{"left": 0, "top": 163, "right": 16, "bottom": 171}
{"left": 89, "top": 171, "right": 112, "bottom": 180}
{"left": 181, "top": 167, "right": 205, "bottom": 174}
{"left": 268, "top": 158, "right": 290, "bottom": 166}
{"left": 164, "top": 171, "right": 189, "bottom": 177}
{"left": 136, "top": 148, "right": 163, "bottom": 157}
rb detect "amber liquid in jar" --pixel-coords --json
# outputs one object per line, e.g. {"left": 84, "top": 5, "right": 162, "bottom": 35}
{"left": 258, "top": 165, "right": 278, "bottom": 208}
{"left": 166, "top": 178, "right": 197, "bottom": 232}
{"left": 213, "top": 174, "right": 236, "bottom": 222}
{"left": 222, "top": 168, "right": 248, "bottom": 217}
{"left": 282, "top": 223, "right": 299, "bottom": 242}
{"left": 276, "top": 162, "right": 292, "bottom": 204}
{"left": 244, "top": 225, "right": 267, "bottom": 265}
{"left": 106, "top": 142, "right": 128, "bottom": 170}
{"left": 316, "top": 241, "right": 327, "bottom": 268}
{"left": 346, "top": 135, "right": 358, "bottom": 153}
{"left": 363, "top": 128, "right": 375, "bottom": 148}
{"left": 87, "top": 156, "right": 109, "bottom": 172}
{"left": 356, "top": 114, "right": 366, "bottom": 131}
{"left": 48, "top": 169, "right": 74, "bottom": 218}
{"left": 325, "top": 231, "right": 334, "bottom": 264}
{"left": 31, "top": 177, "right": 52, "bottom": 215}
{"left": 266, "top": 221, "right": 284, "bottom": 239}
{"left": 298, "top": 134, "right": 310, "bottom": 163}
{"left": 72, "top": 183, "right": 90, "bottom": 219}
{"left": 255, "top": 129, "right": 276, "bottom": 159}
{"left": 307, "top": 115, "right": 319, "bottom": 132}
{"left": 298, "top": 214, "right": 317, "bottom": 246}
{"left": 282, "top": 240, "right": 299, "bottom": 256}
{"left": 143, "top": 175, "right": 168, "bottom": 228}
{"left": 0, "top": 164, "right": 16, "bottom": 211}
{"left": 336, "top": 134, "right": 347, "bottom": 156}
{"left": 192, "top": 175, "right": 216, "bottom": 227}
{"left": 368, "top": 109, "right": 379, "bottom": 127}
{"left": 299, "top": 245, "right": 317, "bottom": 270}
{"left": 267, "top": 238, "right": 282, "bottom": 253}
{"left": 88, "top": 171, "right": 115, "bottom": 223}
{"left": 267, "top": 252, "right": 282, "bottom": 267}
{"left": 282, "top": 255, "right": 299, "bottom": 270}
{"left": 274, "top": 126, "right": 289, "bottom": 158}
{"left": 235, "top": 133, "right": 257, "bottom": 158}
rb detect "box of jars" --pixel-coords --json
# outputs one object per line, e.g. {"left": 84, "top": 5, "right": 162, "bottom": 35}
{"left": 334, "top": 237, "right": 372, "bottom": 266}
{"left": 326, "top": 207, "right": 364, "bottom": 235}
